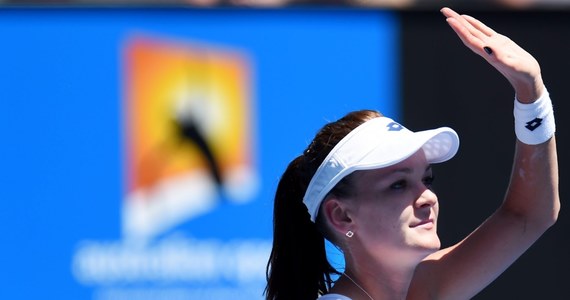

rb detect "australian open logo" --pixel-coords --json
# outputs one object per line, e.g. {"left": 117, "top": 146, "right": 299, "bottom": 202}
{"left": 121, "top": 36, "right": 258, "bottom": 243}
{"left": 72, "top": 35, "right": 270, "bottom": 300}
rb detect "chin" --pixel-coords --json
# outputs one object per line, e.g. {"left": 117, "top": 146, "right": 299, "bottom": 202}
{"left": 414, "top": 237, "right": 441, "bottom": 253}
{"left": 426, "top": 235, "right": 441, "bottom": 249}
{"left": 415, "top": 243, "right": 440, "bottom": 261}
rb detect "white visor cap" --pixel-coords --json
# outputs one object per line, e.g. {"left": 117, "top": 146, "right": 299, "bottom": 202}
{"left": 303, "top": 116, "right": 460, "bottom": 222}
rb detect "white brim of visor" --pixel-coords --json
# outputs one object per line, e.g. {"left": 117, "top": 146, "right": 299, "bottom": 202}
{"left": 303, "top": 116, "right": 460, "bottom": 222}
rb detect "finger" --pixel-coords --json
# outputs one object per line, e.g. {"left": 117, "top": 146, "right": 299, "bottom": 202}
{"left": 440, "top": 7, "right": 459, "bottom": 18}
{"left": 441, "top": 7, "right": 489, "bottom": 41}
{"left": 463, "top": 14, "right": 497, "bottom": 37}
{"left": 446, "top": 17, "right": 487, "bottom": 55}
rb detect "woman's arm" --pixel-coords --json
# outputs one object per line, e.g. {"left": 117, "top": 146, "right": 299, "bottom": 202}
{"left": 407, "top": 7, "right": 560, "bottom": 300}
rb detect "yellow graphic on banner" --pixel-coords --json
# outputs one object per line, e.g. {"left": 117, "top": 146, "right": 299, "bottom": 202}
{"left": 123, "top": 36, "right": 258, "bottom": 242}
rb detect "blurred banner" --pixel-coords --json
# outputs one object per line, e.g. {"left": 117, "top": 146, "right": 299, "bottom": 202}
{"left": 1, "top": 0, "right": 570, "bottom": 10}
{"left": 0, "top": 8, "right": 398, "bottom": 299}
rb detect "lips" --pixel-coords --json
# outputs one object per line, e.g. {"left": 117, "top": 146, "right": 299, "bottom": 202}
{"left": 410, "top": 219, "right": 434, "bottom": 228}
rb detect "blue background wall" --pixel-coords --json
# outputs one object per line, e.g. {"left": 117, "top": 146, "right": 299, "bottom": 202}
{"left": 0, "top": 8, "right": 398, "bottom": 299}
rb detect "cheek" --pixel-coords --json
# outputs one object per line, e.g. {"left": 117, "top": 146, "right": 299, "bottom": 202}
{"left": 355, "top": 194, "right": 414, "bottom": 231}
{"left": 364, "top": 203, "right": 410, "bottom": 231}
{"left": 356, "top": 203, "right": 392, "bottom": 229}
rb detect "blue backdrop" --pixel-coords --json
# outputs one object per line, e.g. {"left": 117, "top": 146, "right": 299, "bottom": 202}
{"left": 0, "top": 7, "right": 398, "bottom": 299}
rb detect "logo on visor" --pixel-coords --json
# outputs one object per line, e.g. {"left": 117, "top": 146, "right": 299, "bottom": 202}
{"left": 387, "top": 122, "right": 403, "bottom": 131}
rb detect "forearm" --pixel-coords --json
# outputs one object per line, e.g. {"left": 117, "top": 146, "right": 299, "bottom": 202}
{"left": 502, "top": 136, "right": 559, "bottom": 229}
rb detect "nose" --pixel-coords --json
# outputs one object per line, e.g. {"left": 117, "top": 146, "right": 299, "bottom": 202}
{"left": 416, "top": 188, "right": 438, "bottom": 209}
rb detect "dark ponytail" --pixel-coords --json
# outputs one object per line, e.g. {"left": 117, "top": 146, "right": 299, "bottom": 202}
{"left": 265, "top": 155, "right": 335, "bottom": 300}
{"left": 265, "top": 109, "right": 382, "bottom": 300}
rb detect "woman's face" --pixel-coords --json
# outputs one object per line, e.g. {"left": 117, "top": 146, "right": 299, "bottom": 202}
{"left": 348, "top": 150, "right": 441, "bottom": 262}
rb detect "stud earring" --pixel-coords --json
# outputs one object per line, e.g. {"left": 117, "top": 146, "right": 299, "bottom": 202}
{"left": 345, "top": 230, "right": 354, "bottom": 238}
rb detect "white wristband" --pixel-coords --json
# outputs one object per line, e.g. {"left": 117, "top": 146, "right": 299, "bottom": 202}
{"left": 513, "top": 87, "right": 555, "bottom": 145}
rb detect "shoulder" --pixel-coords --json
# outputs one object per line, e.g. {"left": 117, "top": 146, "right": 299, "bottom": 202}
{"left": 318, "top": 294, "right": 352, "bottom": 300}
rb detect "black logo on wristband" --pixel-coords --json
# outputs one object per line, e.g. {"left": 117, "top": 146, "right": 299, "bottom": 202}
{"left": 525, "top": 117, "right": 543, "bottom": 131}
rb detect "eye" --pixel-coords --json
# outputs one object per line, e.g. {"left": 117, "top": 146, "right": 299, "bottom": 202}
{"left": 423, "top": 175, "right": 435, "bottom": 188}
{"left": 390, "top": 179, "right": 407, "bottom": 190}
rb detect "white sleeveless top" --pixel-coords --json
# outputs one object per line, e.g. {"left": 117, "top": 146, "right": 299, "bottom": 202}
{"left": 318, "top": 294, "right": 352, "bottom": 300}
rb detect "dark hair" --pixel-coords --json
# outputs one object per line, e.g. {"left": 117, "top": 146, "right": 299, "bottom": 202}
{"left": 265, "top": 109, "right": 382, "bottom": 300}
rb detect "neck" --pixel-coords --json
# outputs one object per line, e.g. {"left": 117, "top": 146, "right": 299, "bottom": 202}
{"left": 338, "top": 257, "right": 419, "bottom": 300}
{"left": 344, "top": 272, "right": 374, "bottom": 300}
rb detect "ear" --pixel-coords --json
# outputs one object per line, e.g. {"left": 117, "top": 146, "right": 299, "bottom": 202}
{"left": 322, "top": 197, "right": 354, "bottom": 235}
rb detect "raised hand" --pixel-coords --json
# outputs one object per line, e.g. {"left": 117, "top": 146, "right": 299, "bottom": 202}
{"left": 441, "top": 7, "right": 543, "bottom": 103}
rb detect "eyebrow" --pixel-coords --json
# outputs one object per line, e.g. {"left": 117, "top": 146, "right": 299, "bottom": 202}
{"left": 390, "top": 165, "right": 432, "bottom": 174}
